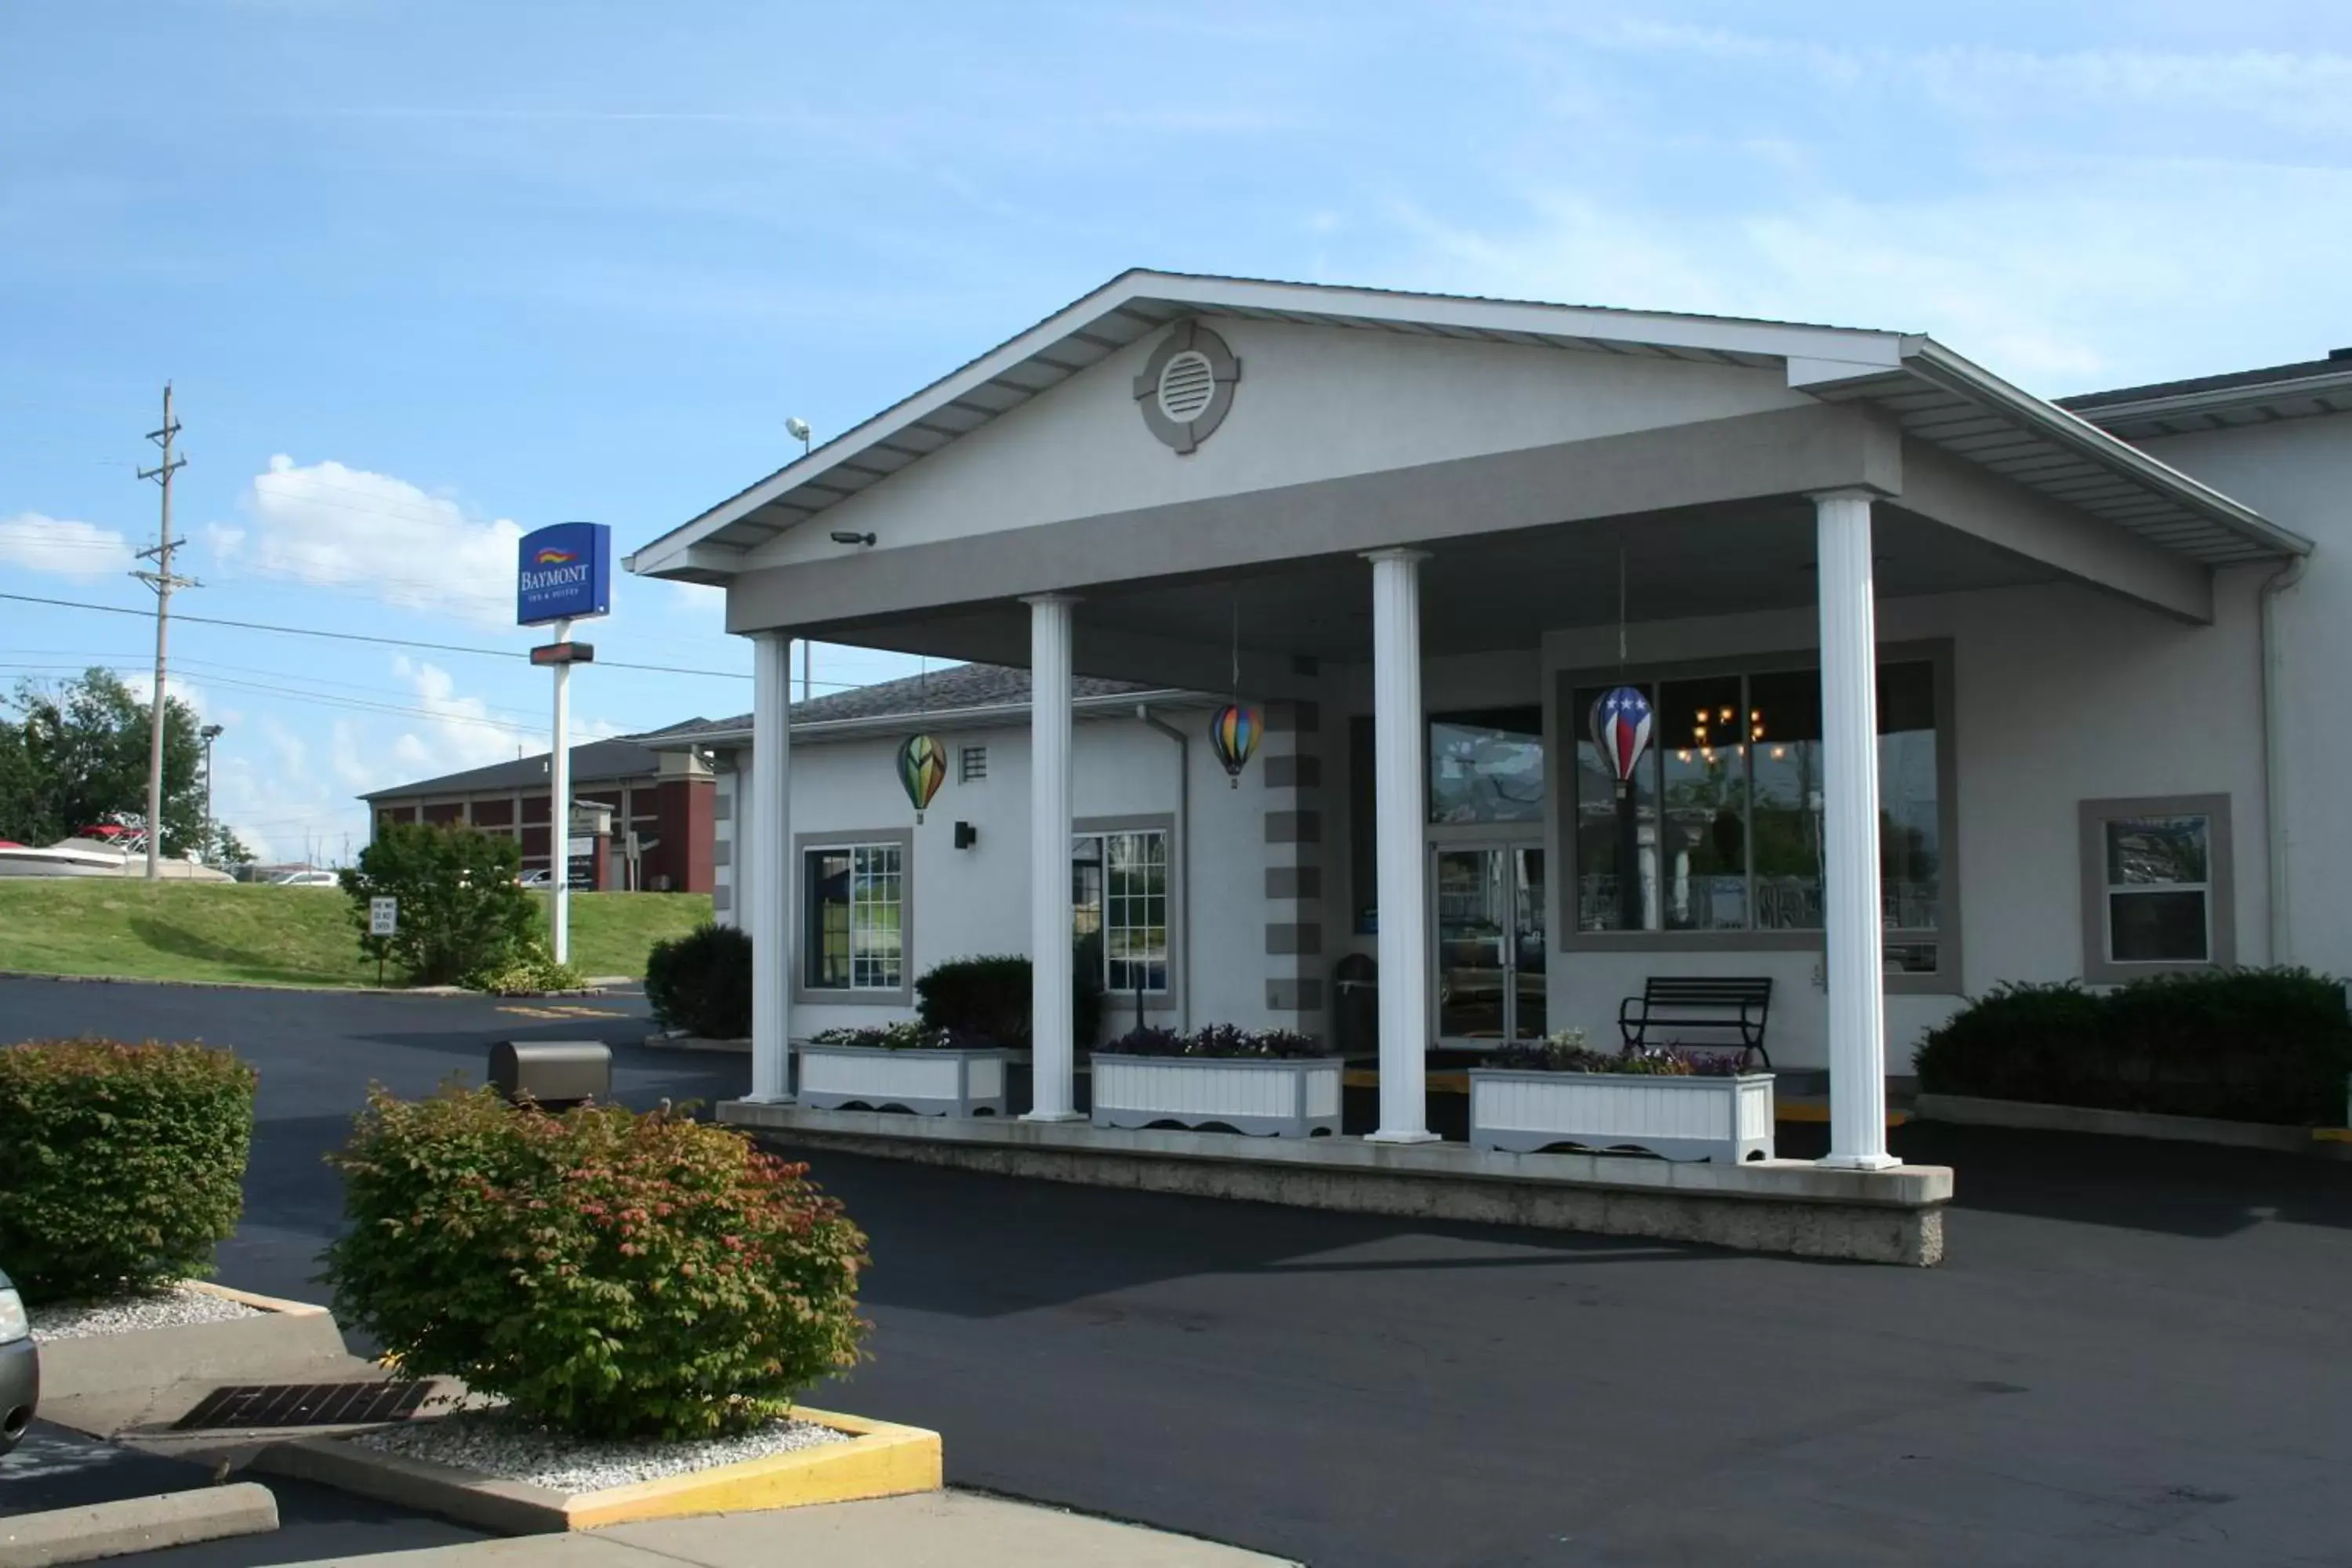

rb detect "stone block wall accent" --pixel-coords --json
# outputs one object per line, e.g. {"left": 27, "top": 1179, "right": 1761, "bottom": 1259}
{"left": 1261, "top": 700, "right": 1328, "bottom": 1040}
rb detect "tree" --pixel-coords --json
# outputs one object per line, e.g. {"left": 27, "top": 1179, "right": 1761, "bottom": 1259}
{"left": 339, "top": 822, "right": 538, "bottom": 986}
{"left": 209, "top": 825, "right": 257, "bottom": 866}
{"left": 0, "top": 670, "right": 205, "bottom": 855}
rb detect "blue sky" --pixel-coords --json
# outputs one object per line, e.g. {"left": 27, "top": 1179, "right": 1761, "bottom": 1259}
{"left": 3, "top": 1, "right": 2347, "bottom": 861}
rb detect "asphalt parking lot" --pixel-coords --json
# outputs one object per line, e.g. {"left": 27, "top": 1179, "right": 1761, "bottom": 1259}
{"left": 7, "top": 977, "right": 2351, "bottom": 1566}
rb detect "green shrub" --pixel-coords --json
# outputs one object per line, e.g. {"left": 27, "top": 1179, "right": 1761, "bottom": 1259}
{"left": 325, "top": 1084, "right": 867, "bottom": 1440}
{"left": 918, "top": 945, "right": 1103, "bottom": 1049}
{"left": 915, "top": 955, "right": 1031, "bottom": 1047}
{"left": 1916, "top": 968, "right": 2352, "bottom": 1123}
{"left": 467, "top": 942, "right": 588, "bottom": 996}
{"left": 0, "top": 1040, "right": 256, "bottom": 1303}
{"left": 644, "top": 923, "right": 752, "bottom": 1039}
{"left": 339, "top": 822, "right": 539, "bottom": 986}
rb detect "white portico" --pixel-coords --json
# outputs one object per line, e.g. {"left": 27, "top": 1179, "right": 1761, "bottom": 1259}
{"left": 627, "top": 270, "right": 2308, "bottom": 1215}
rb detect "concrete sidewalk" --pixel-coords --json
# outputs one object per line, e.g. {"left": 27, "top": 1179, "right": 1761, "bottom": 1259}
{"left": 274, "top": 1490, "right": 1294, "bottom": 1566}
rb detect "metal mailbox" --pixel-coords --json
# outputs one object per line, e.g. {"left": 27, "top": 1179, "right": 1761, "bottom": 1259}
{"left": 488, "top": 1040, "right": 612, "bottom": 1109}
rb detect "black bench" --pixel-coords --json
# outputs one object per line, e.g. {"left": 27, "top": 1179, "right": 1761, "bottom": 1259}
{"left": 1618, "top": 976, "right": 1773, "bottom": 1069}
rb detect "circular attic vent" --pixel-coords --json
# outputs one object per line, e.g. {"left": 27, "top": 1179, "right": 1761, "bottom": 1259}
{"left": 1132, "top": 321, "right": 1241, "bottom": 453}
{"left": 1156, "top": 350, "right": 1218, "bottom": 422}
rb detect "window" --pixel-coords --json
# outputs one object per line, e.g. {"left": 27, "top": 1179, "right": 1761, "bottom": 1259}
{"left": 1567, "top": 655, "right": 1947, "bottom": 977}
{"left": 1073, "top": 826, "right": 1171, "bottom": 993}
{"left": 1428, "top": 707, "right": 1545, "bottom": 825}
{"left": 803, "top": 840, "right": 905, "bottom": 993}
{"left": 2079, "top": 796, "right": 2234, "bottom": 983}
{"left": 960, "top": 745, "right": 987, "bottom": 782}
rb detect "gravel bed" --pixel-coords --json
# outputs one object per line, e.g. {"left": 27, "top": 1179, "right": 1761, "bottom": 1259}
{"left": 29, "top": 1283, "right": 266, "bottom": 1340}
{"left": 350, "top": 1410, "right": 851, "bottom": 1493}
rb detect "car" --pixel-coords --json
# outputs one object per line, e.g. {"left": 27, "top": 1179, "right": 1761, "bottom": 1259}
{"left": 270, "top": 869, "right": 340, "bottom": 887}
{"left": 0, "top": 1265, "right": 35, "bottom": 1456}
{"left": 516, "top": 869, "right": 553, "bottom": 888}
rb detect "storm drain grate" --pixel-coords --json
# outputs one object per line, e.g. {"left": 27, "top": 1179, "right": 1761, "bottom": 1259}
{"left": 174, "top": 1381, "right": 430, "bottom": 1431}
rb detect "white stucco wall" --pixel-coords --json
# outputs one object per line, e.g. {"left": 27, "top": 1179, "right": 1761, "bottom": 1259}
{"left": 729, "top": 706, "right": 1266, "bottom": 1041}
{"left": 2127, "top": 415, "right": 2352, "bottom": 978}
{"left": 741, "top": 320, "right": 1814, "bottom": 569}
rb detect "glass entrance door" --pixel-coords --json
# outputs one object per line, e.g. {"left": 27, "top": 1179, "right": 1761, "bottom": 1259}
{"left": 1432, "top": 844, "right": 1546, "bottom": 1046}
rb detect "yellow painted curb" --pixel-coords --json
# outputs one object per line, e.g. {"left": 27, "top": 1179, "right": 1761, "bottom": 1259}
{"left": 2314, "top": 1127, "right": 2352, "bottom": 1144}
{"left": 256, "top": 1403, "right": 942, "bottom": 1534}
{"left": 1773, "top": 1103, "right": 1911, "bottom": 1127}
{"left": 181, "top": 1279, "right": 332, "bottom": 1317}
{"left": 563, "top": 1406, "right": 941, "bottom": 1529}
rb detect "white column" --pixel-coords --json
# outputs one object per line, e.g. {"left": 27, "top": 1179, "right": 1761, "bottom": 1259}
{"left": 747, "top": 630, "right": 793, "bottom": 1102}
{"left": 1363, "top": 549, "right": 1438, "bottom": 1143}
{"left": 1814, "top": 490, "right": 1898, "bottom": 1170}
{"left": 1024, "top": 593, "right": 1083, "bottom": 1121}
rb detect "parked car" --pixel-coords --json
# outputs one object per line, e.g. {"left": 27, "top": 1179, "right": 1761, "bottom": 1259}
{"left": 270, "top": 869, "right": 340, "bottom": 887}
{"left": 516, "top": 869, "right": 553, "bottom": 888}
{"left": 0, "top": 1264, "right": 36, "bottom": 1455}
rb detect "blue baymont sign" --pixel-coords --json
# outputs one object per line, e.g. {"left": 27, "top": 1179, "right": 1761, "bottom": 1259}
{"left": 517, "top": 521, "right": 612, "bottom": 626}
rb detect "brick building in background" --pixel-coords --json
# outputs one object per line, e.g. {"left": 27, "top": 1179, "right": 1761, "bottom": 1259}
{"left": 361, "top": 728, "right": 716, "bottom": 894}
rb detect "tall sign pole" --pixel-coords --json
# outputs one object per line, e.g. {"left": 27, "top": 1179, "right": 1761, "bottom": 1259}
{"left": 134, "top": 383, "right": 194, "bottom": 879}
{"left": 517, "top": 521, "right": 612, "bottom": 966}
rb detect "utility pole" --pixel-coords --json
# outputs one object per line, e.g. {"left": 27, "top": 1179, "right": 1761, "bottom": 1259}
{"left": 800, "top": 640, "right": 811, "bottom": 703}
{"left": 134, "top": 383, "right": 194, "bottom": 880}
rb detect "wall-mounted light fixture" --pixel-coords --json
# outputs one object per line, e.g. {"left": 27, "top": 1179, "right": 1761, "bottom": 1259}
{"left": 953, "top": 821, "right": 978, "bottom": 850}
{"left": 830, "top": 530, "right": 877, "bottom": 546}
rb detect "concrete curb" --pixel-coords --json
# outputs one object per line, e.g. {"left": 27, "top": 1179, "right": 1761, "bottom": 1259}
{"left": 0, "top": 971, "right": 624, "bottom": 1000}
{"left": 254, "top": 1405, "right": 942, "bottom": 1533}
{"left": 644, "top": 1033, "right": 750, "bottom": 1054}
{"left": 0, "top": 1483, "right": 278, "bottom": 1568}
{"left": 725, "top": 1102, "right": 1951, "bottom": 1265}
{"left": 1913, "top": 1093, "right": 2352, "bottom": 1159}
{"left": 36, "top": 1284, "right": 351, "bottom": 1403}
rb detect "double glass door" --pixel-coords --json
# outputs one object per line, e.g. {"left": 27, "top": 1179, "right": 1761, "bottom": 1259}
{"left": 1432, "top": 843, "right": 1546, "bottom": 1046}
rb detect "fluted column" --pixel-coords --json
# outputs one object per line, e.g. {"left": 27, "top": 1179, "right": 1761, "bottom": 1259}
{"left": 1363, "top": 548, "right": 1438, "bottom": 1144}
{"left": 747, "top": 629, "right": 793, "bottom": 1102}
{"left": 1024, "top": 593, "right": 1083, "bottom": 1121}
{"left": 1814, "top": 490, "right": 1898, "bottom": 1170}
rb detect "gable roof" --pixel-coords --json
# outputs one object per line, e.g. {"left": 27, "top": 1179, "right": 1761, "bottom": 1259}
{"left": 626, "top": 270, "right": 2308, "bottom": 580}
{"left": 2059, "top": 349, "right": 2352, "bottom": 440}
{"left": 361, "top": 736, "right": 664, "bottom": 802}
{"left": 648, "top": 662, "right": 1182, "bottom": 749}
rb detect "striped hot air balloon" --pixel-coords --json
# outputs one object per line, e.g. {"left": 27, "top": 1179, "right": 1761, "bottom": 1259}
{"left": 1588, "top": 685, "right": 1653, "bottom": 789}
{"left": 1210, "top": 704, "right": 1260, "bottom": 788}
{"left": 895, "top": 733, "right": 948, "bottom": 822}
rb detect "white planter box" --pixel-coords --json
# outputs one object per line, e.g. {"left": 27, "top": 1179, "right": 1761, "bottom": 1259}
{"left": 1090, "top": 1054, "right": 1344, "bottom": 1138}
{"left": 797, "top": 1044, "right": 1007, "bottom": 1117}
{"left": 1468, "top": 1069, "right": 1774, "bottom": 1163}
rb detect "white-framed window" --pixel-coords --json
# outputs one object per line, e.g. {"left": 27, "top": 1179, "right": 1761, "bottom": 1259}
{"left": 1073, "top": 827, "right": 1170, "bottom": 993}
{"left": 804, "top": 841, "right": 904, "bottom": 992}
{"left": 960, "top": 745, "right": 988, "bottom": 782}
{"left": 2080, "top": 795, "right": 2234, "bottom": 983}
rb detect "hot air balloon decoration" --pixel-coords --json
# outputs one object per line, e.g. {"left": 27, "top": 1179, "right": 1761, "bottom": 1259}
{"left": 1210, "top": 703, "right": 1261, "bottom": 788}
{"left": 895, "top": 733, "right": 948, "bottom": 822}
{"left": 1588, "top": 685, "right": 1653, "bottom": 791}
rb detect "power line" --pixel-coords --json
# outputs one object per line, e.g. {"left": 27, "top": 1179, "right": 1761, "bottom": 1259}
{"left": 0, "top": 590, "right": 766, "bottom": 681}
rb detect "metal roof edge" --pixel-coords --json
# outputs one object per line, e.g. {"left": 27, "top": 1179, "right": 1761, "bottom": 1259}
{"left": 1901, "top": 341, "right": 2314, "bottom": 559}
{"left": 648, "top": 687, "right": 1217, "bottom": 748}
{"left": 2060, "top": 365, "right": 2352, "bottom": 426}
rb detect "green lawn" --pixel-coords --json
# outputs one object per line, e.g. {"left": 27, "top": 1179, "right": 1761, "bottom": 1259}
{"left": 0, "top": 880, "right": 712, "bottom": 988}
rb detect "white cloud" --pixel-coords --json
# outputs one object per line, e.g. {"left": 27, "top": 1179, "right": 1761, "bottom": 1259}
{"left": 387, "top": 655, "right": 540, "bottom": 778}
{"left": 0, "top": 513, "right": 136, "bottom": 581}
{"left": 216, "top": 456, "right": 524, "bottom": 626}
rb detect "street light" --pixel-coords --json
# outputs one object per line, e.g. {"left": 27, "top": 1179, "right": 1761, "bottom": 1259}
{"left": 198, "top": 724, "right": 224, "bottom": 865}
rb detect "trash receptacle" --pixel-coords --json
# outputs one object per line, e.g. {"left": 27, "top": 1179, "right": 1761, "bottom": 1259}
{"left": 488, "top": 1040, "right": 612, "bottom": 1108}
{"left": 1333, "top": 953, "right": 1378, "bottom": 1058}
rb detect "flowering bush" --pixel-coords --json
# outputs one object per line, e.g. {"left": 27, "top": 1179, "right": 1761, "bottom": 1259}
{"left": 0, "top": 1040, "right": 256, "bottom": 1303}
{"left": 1490, "top": 1029, "right": 1747, "bottom": 1077}
{"left": 1101, "top": 1023, "right": 1328, "bottom": 1059}
{"left": 809, "top": 1022, "right": 991, "bottom": 1051}
{"left": 325, "top": 1084, "right": 868, "bottom": 1440}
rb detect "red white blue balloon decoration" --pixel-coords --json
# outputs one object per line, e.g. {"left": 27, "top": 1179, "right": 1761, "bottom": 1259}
{"left": 1588, "top": 685, "right": 1653, "bottom": 787}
